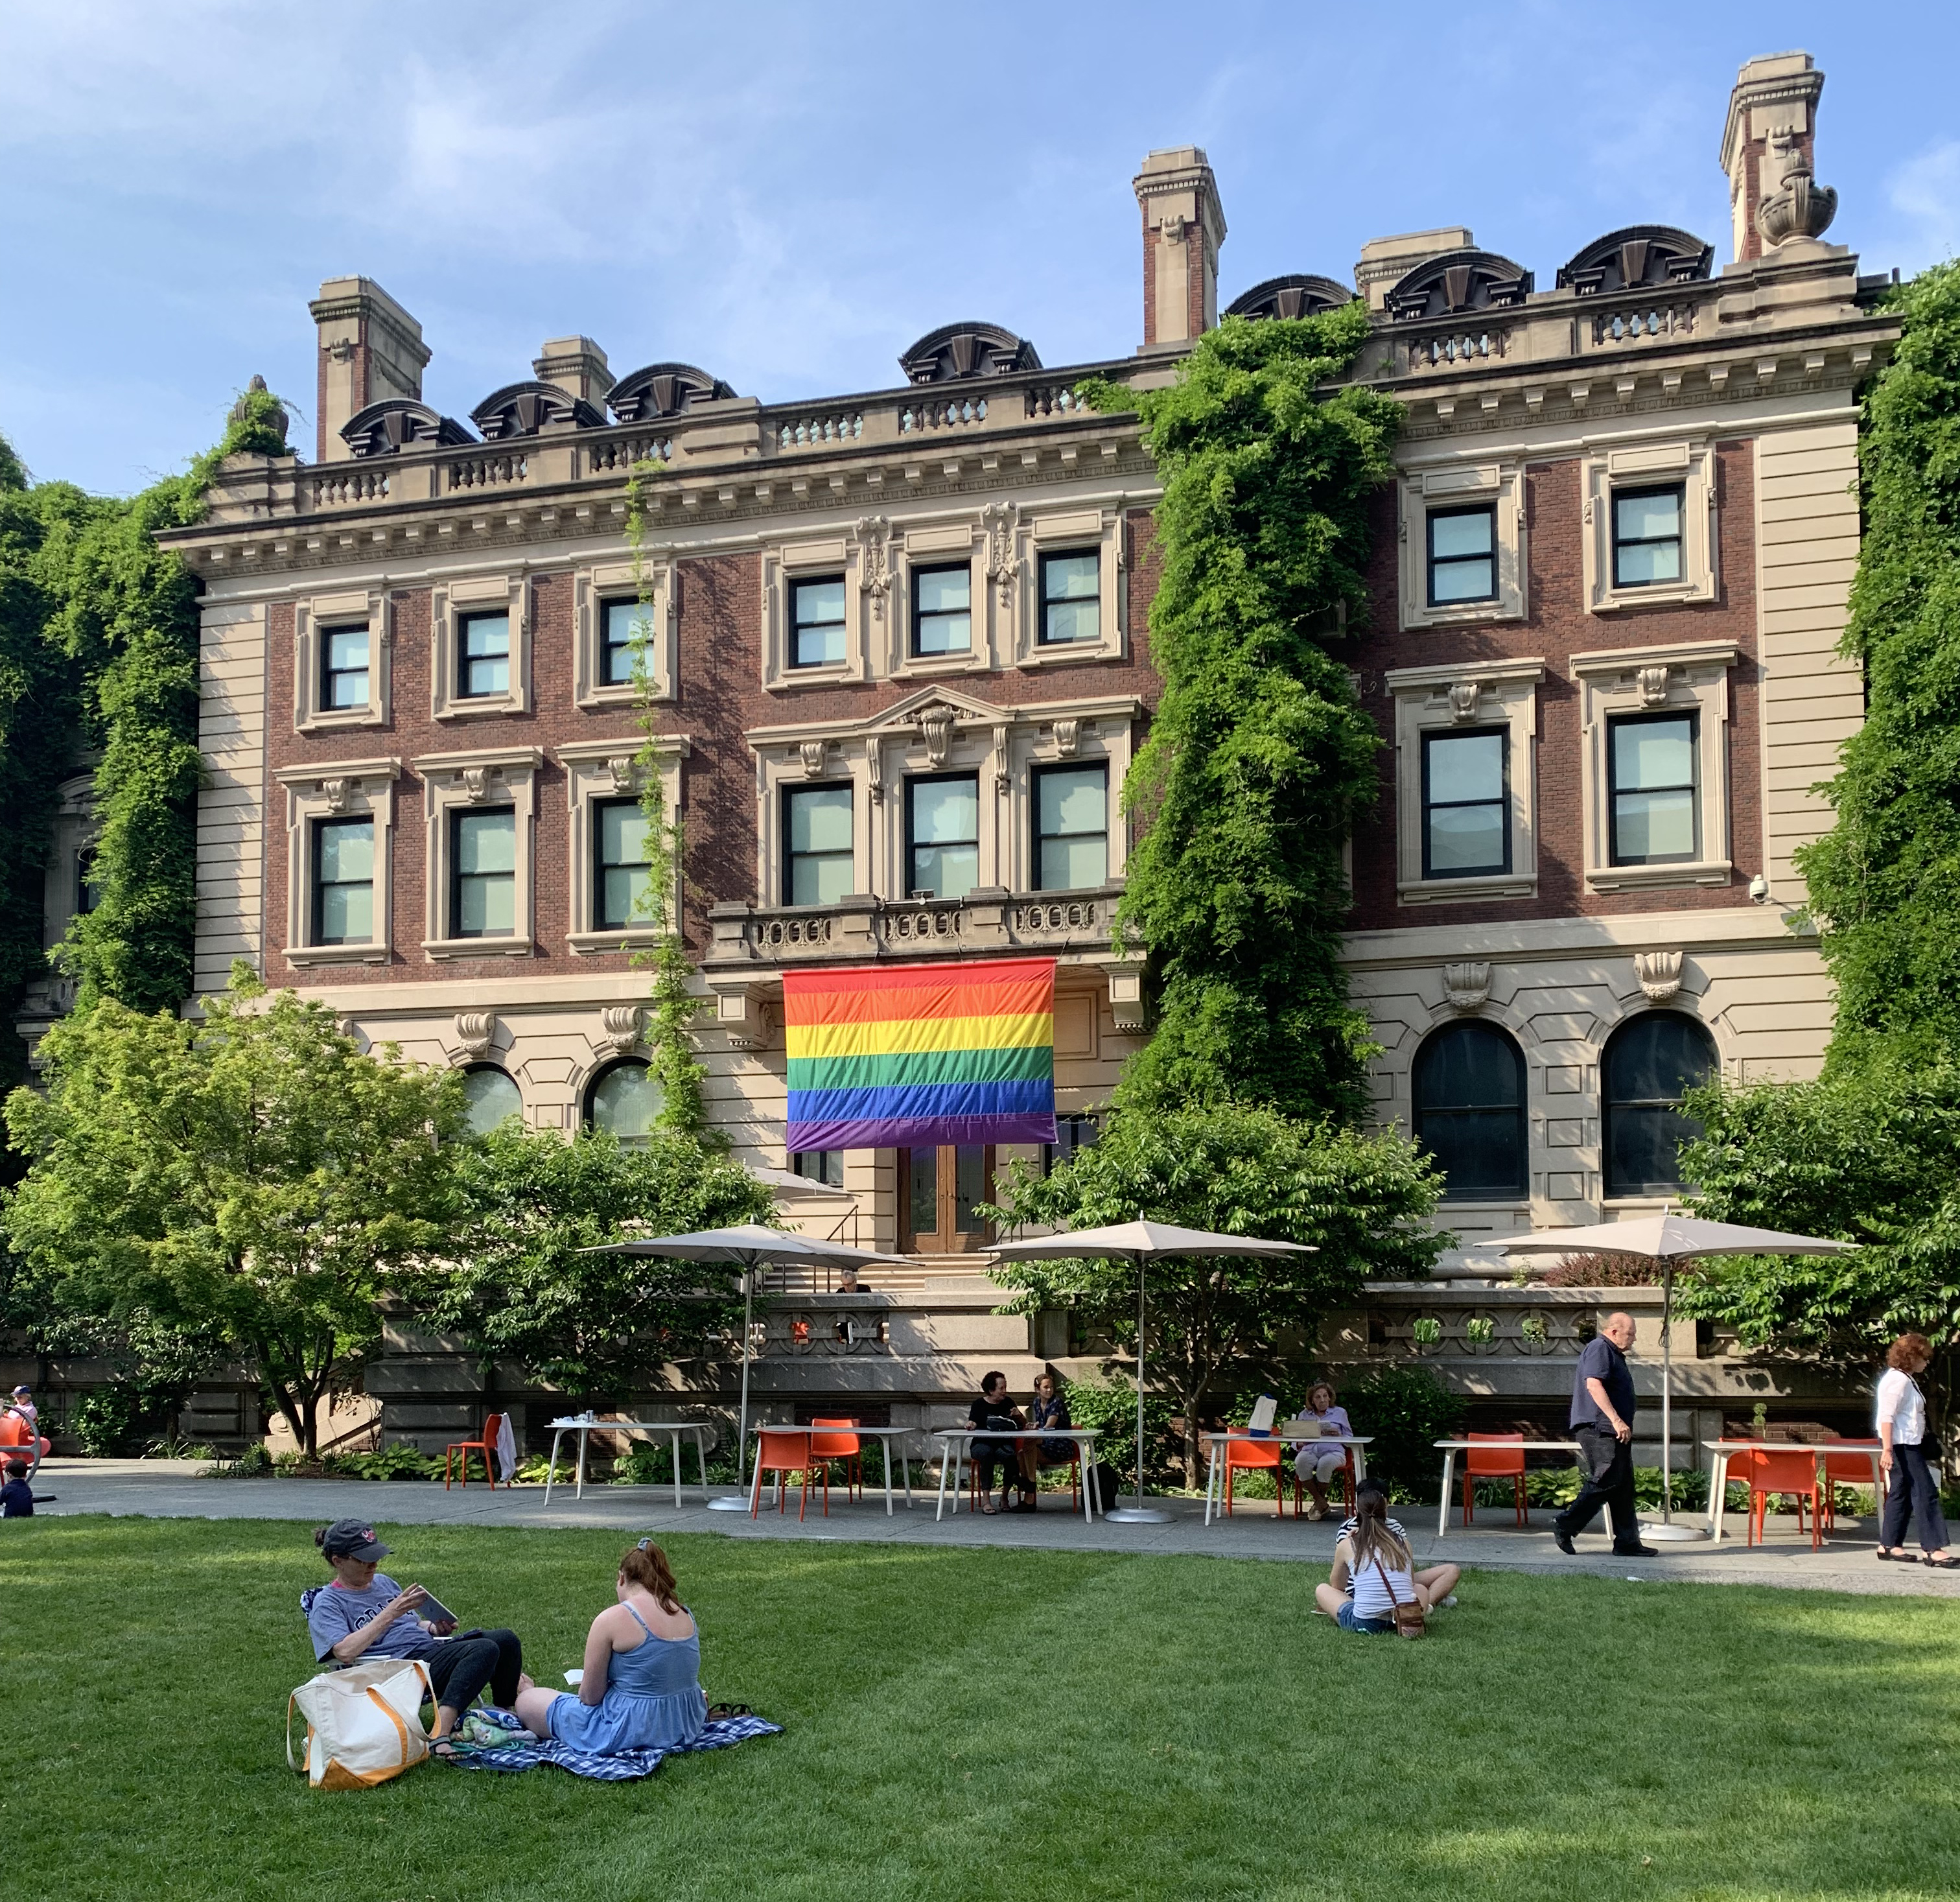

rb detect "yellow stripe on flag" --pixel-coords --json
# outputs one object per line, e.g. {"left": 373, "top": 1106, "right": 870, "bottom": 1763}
{"left": 785, "top": 1011, "right": 1054, "bottom": 1063}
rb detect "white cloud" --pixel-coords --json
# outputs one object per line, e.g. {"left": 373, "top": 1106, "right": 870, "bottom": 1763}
{"left": 1887, "top": 139, "right": 1960, "bottom": 266}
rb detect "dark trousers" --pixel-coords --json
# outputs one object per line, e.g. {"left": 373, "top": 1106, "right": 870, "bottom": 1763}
{"left": 1880, "top": 1440, "right": 1951, "bottom": 1553}
{"left": 1555, "top": 1426, "right": 1641, "bottom": 1549}
{"left": 406, "top": 1628, "right": 524, "bottom": 1715}
{"left": 973, "top": 1440, "right": 1024, "bottom": 1497}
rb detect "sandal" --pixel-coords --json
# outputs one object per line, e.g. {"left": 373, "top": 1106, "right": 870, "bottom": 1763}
{"left": 1922, "top": 1554, "right": 1959, "bottom": 1568}
{"left": 980, "top": 1502, "right": 998, "bottom": 1515}
{"left": 1876, "top": 1547, "right": 1910, "bottom": 1561}
{"left": 706, "top": 1702, "right": 753, "bottom": 1721}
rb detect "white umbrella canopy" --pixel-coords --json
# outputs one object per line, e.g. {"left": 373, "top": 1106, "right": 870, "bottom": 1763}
{"left": 1478, "top": 1214, "right": 1856, "bottom": 1534}
{"left": 745, "top": 1164, "right": 858, "bottom": 1201}
{"left": 990, "top": 1222, "right": 1317, "bottom": 1521}
{"left": 583, "top": 1226, "right": 913, "bottom": 1500}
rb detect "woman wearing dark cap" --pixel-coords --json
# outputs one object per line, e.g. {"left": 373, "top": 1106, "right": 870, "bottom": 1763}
{"left": 303, "top": 1518, "right": 529, "bottom": 1752}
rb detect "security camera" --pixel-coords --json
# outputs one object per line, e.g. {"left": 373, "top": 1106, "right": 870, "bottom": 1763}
{"left": 1748, "top": 874, "right": 1769, "bottom": 904}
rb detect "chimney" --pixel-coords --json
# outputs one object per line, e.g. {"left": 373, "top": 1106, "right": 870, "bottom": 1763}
{"left": 1720, "top": 52, "right": 1826, "bottom": 265}
{"left": 1132, "top": 147, "right": 1226, "bottom": 351}
{"left": 308, "top": 277, "right": 432, "bottom": 462}
{"left": 1355, "top": 228, "right": 1476, "bottom": 311}
{"left": 534, "top": 335, "right": 614, "bottom": 407}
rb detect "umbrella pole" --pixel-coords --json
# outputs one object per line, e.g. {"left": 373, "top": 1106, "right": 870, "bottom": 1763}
{"left": 1105, "top": 1250, "right": 1171, "bottom": 1523}
{"left": 1640, "top": 1250, "right": 1705, "bottom": 1540}
{"left": 706, "top": 1266, "right": 756, "bottom": 1511}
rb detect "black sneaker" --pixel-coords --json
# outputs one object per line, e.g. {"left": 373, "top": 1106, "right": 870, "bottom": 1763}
{"left": 1615, "top": 1544, "right": 1661, "bottom": 1558}
{"left": 1552, "top": 1526, "right": 1576, "bottom": 1555}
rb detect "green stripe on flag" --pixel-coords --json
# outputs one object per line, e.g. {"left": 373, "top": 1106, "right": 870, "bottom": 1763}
{"left": 788, "top": 1044, "right": 1053, "bottom": 1092}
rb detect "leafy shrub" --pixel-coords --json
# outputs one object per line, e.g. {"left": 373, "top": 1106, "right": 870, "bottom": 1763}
{"left": 331, "top": 1444, "right": 442, "bottom": 1483}
{"left": 1345, "top": 1365, "right": 1465, "bottom": 1502}
{"left": 197, "top": 1440, "right": 272, "bottom": 1478}
{"left": 1539, "top": 1252, "right": 1660, "bottom": 1287}
{"left": 1063, "top": 1374, "right": 1181, "bottom": 1488}
{"left": 69, "top": 1387, "right": 145, "bottom": 1457}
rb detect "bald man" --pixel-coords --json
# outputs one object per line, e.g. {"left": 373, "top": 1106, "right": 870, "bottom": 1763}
{"left": 1553, "top": 1310, "right": 1657, "bottom": 1558}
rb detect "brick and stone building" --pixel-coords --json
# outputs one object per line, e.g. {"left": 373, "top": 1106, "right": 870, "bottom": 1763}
{"left": 24, "top": 51, "right": 1901, "bottom": 1462}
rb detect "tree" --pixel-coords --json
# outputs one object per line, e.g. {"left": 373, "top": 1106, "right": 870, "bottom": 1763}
{"left": 1082, "top": 307, "right": 1402, "bottom": 1121}
{"left": 431, "top": 1121, "right": 773, "bottom": 1404}
{"left": 1, "top": 969, "right": 463, "bottom": 1453}
{"left": 985, "top": 1101, "right": 1446, "bottom": 1480}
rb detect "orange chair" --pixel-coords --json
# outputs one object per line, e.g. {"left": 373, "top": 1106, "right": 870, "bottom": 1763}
{"left": 1736, "top": 1446, "right": 1823, "bottom": 1550}
{"left": 750, "top": 1429, "right": 828, "bottom": 1521}
{"left": 444, "top": 1412, "right": 504, "bottom": 1490}
{"left": 1461, "top": 1434, "right": 1528, "bottom": 1529}
{"left": 810, "top": 1417, "right": 863, "bottom": 1503}
{"left": 0, "top": 1411, "right": 50, "bottom": 1477}
{"left": 1291, "top": 1442, "right": 1358, "bottom": 1520}
{"left": 1213, "top": 1433, "right": 1286, "bottom": 1517}
{"left": 1817, "top": 1437, "right": 1880, "bottom": 1535}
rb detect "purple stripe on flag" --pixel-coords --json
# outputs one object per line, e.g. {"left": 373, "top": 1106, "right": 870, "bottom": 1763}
{"left": 787, "top": 1110, "right": 1057, "bottom": 1152}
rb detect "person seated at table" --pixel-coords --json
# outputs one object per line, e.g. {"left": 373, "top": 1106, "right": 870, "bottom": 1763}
{"left": 513, "top": 1540, "right": 707, "bottom": 1755}
{"left": 1013, "top": 1371, "right": 1075, "bottom": 1512}
{"left": 1317, "top": 1485, "right": 1460, "bottom": 1630}
{"left": 968, "top": 1371, "right": 1026, "bottom": 1514}
{"left": 1289, "top": 1381, "right": 1353, "bottom": 1521}
{"left": 303, "top": 1518, "right": 529, "bottom": 1754}
{"left": 837, "top": 1265, "right": 869, "bottom": 1293}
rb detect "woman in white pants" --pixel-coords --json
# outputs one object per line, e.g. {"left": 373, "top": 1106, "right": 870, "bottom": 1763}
{"left": 1290, "top": 1381, "right": 1353, "bottom": 1521}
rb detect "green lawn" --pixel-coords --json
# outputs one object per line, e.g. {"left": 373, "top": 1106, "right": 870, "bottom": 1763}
{"left": 2, "top": 1517, "right": 1953, "bottom": 1902}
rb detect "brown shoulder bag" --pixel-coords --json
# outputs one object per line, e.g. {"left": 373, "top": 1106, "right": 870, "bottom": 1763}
{"left": 1373, "top": 1560, "right": 1427, "bottom": 1639}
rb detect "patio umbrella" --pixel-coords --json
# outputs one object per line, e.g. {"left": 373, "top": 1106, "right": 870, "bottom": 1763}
{"left": 583, "top": 1225, "right": 913, "bottom": 1508}
{"left": 988, "top": 1220, "right": 1317, "bottom": 1523}
{"left": 1480, "top": 1212, "right": 1856, "bottom": 1540}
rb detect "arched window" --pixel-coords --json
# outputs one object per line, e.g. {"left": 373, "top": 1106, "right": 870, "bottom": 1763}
{"left": 585, "top": 1059, "right": 663, "bottom": 1149}
{"left": 1413, "top": 1022, "right": 1528, "bottom": 1200}
{"left": 1603, "top": 1012, "right": 1716, "bottom": 1197}
{"left": 460, "top": 1064, "right": 522, "bottom": 1136}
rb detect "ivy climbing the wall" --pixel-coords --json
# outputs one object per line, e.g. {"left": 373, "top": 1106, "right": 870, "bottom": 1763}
{"left": 1082, "top": 305, "right": 1401, "bottom": 1123}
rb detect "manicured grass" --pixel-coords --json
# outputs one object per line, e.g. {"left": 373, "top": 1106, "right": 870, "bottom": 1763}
{"left": 2, "top": 1517, "right": 1954, "bottom": 1902}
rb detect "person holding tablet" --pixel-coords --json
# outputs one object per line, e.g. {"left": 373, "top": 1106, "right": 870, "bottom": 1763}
{"left": 303, "top": 1518, "right": 528, "bottom": 1752}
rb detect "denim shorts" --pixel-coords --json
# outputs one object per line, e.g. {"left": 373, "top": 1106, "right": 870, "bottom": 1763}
{"left": 1336, "top": 1602, "right": 1395, "bottom": 1634}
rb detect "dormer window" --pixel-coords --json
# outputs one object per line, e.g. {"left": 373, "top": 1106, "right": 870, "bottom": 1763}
{"left": 1427, "top": 506, "right": 1497, "bottom": 607}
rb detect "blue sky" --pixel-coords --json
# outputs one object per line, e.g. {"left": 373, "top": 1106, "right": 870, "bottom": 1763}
{"left": 1, "top": 0, "right": 1954, "bottom": 495}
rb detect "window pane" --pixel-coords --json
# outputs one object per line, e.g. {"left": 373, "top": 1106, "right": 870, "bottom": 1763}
{"left": 1429, "top": 509, "right": 1493, "bottom": 558}
{"left": 318, "top": 818, "right": 373, "bottom": 884}
{"left": 1414, "top": 1023, "right": 1526, "bottom": 1199}
{"left": 912, "top": 777, "right": 978, "bottom": 842}
{"left": 1614, "top": 719, "right": 1694, "bottom": 790}
{"left": 589, "top": 1061, "right": 662, "bottom": 1149}
{"left": 1615, "top": 789, "right": 1696, "bottom": 861}
{"left": 1040, "top": 836, "right": 1108, "bottom": 889}
{"left": 913, "top": 563, "right": 973, "bottom": 655}
{"left": 791, "top": 578, "right": 846, "bottom": 666}
{"left": 1603, "top": 1013, "right": 1714, "bottom": 1195}
{"left": 1615, "top": 539, "right": 1682, "bottom": 586}
{"left": 794, "top": 1148, "right": 844, "bottom": 1188}
{"left": 325, "top": 628, "right": 369, "bottom": 673}
{"left": 461, "top": 613, "right": 510, "bottom": 695}
{"left": 1426, "top": 733, "right": 1503, "bottom": 804}
{"left": 456, "top": 810, "right": 515, "bottom": 937}
{"left": 1615, "top": 489, "right": 1681, "bottom": 543}
{"left": 790, "top": 851, "right": 854, "bottom": 906}
{"left": 1038, "top": 766, "right": 1106, "bottom": 837}
{"left": 598, "top": 804, "right": 652, "bottom": 929}
{"left": 1430, "top": 556, "right": 1495, "bottom": 603}
{"left": 788, "top": 786, "right": 852, "bottom": 853}
{"left": 953, "top": 1145, "right": 990, "bottom": 1233}
{"left": 600, "top": 802, "right": 650, "bottom": 868}
{"left": 318, "top": 879, "right": 373, "bottom": 944}
{"left": 1041, "top": 553, "right": 1099, "bottom": 643}
{"left": 456, "top": 811, "right": 515, "bottom": 874}
{"left": 909, "top": 1147, "right": 939, "bottom": 1237}
{"left": 1427, "top": 803, "right": 1506, "bottom": 873}
{"left": 461, "top": 1066, "right": 522, "bottom": 1136}
{"left": 602, "top": 601, "right": 651, "bottom": 683}
{"left": 912, "top": 843, "right": 979, "bottom": 899}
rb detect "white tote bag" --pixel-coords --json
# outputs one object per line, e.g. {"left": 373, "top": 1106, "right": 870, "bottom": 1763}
{"left": 286, "top": 1658, "right": 434, "bottom": 1790}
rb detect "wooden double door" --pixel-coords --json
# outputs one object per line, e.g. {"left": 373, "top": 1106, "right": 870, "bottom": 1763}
{"left": 902, "top": 1145, "right": 994, "bottom": 1253}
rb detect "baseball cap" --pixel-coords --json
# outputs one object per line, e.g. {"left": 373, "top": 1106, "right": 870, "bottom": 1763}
{"left": 319, "top": 1518, "right": 391, "bottom": 1562}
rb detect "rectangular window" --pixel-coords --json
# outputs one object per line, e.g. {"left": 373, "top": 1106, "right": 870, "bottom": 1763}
{"left": 600, "top": 599, "right": 651, "bottom": 687}
{"left": 1043, "top": 1112, "right": 1100, "bottom": 1177}
{"left": 452, "top": 808, "right": 517, "bottom": 937}
{"left": 1039, "top": 550, "right": 1100, "bottom": 644}
{"left": 321, "top": 625, "right": 371, "bottom": 710}
{"left": 793, "top": 1149, "right": 845, "bottom": 1188}
{"left": 1427, "top": 505, "right": 1497, "bottom": 606}
{"left": 75, "top": 847, "right": 100, "bottom": 918}
{"left": 905, "top": 774, "right": 980, "bottom": 900}
{"left": 1609, "top": 712, "right": 1698, "bottom": 864}
{"left": 784, "top": 784, "right": 854, "bottom": 906}
{"left": 910, "top": 563, "right": 972, "bottom": 657}
{"left": 312, "top": 817, "right": 375, "bottom": 945}
{"left": 789, "top": 575, "right": 847, "bottom": 668}
{"left": 458, "top": 612, "right": 511, "bottom": 698}
{"left": 1421, "top": 730, "right": 1509, "bottom": 878}
{"left": 1612, "top": 484, "right": 1685, "bottom": 589}
{"left": 594, "top": 798, "right": 653, "bottom": 930}
{"left": 1033, "top": 763, "right": 1108, "bottom": 891}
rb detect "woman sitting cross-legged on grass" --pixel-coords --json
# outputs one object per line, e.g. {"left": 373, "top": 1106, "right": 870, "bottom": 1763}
{"left": 1315, "top": 1485, "right": 1461, "bottom": 1632}
{"left": 513, "top": 1540, "right": 708, "bottom": 1754}
{"left": 304, "top": 1518, "right": 528, "bottom": 1754}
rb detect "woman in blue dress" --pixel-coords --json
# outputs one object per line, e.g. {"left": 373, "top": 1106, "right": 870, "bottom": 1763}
{"left": 513, "top": 1540, "right": 707, "bottom": 1753}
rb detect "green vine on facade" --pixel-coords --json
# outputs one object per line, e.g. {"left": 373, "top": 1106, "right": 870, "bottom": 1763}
{"left": 1082, "top": 305, "right": 1401, "bottom": 1123}
{"left": 624, "top": 454, "right": 710, "bottom": 1138}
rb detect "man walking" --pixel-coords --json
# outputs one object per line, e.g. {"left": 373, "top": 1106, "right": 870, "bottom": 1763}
{"left": 1552, "top": 1310, "right": 1657, "bottom": 1557}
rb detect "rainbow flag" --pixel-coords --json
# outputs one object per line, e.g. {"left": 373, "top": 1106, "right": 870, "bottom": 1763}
{"left": 783, "top": 957, "right": 1058, "bottom": 1151}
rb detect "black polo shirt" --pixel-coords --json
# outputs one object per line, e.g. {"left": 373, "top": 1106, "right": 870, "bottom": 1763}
{"left": 1570, "top": 1334, "right": 1635, "bottom": 1431}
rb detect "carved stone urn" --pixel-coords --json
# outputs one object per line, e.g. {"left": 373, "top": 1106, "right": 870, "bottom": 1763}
{"left": 1756, "top": 133, "right": 1838, "bottom": 249}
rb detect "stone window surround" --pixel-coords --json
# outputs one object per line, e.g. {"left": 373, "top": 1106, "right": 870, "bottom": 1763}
{"left": 573, "top": 556, "right": 677, "bottom": 709}
{"left": 760, "top": 527, "right": 867, "bottom": 690}
{"left": 888, "top": 518, "right": 994, "bottom": 681}
{"left": 430, "top": 572, "right": 531, "bottom": 721}
{"left": 1010, "top": 503, "right": 1126, "bottom": 669}
{"left": 293, "top": 586, "right": 391, "bottom": 733}
{"left": 559, "top": 734, "right": 691, "bottom": 956}
{"left": 746, "top": 687, "right": 1142, "bottom": 904}
{"left": 1385, "top": 657, "right": 1546, "bottom": 905}
{"left": 1581, "top": 436, "right": 1718, "bottom": 614}
{"left": 1397, "top": 459, "right": 1528, "bottom": 631}
{"left": 272, "top": 756, "right": 401, "bottom": 968}
{"left": 1572, "top": 638, "right": 1740, "bottom": 893}
{"left": 45, "top": 771, "right": 98, "bottom": 947}
{"left": 410, "top": 744, "right": 544, "bottom": 958}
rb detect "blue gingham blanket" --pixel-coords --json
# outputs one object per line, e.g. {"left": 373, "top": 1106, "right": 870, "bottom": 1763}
{"left": 439, "top": 1709, "right": 781, "bottom": 1781}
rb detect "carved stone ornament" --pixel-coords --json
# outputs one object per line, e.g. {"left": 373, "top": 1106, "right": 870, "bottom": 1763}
{"left": 869, "top": 774, "right": 885, "bottom": 806}
{"left": 981, "top": 500, "right": 1019, "bottom": 607}
{"left": 799, "top": 740, "right": 828, "bottom": 779}
{"left": 453, "top": 1011, "right": 495, "bottom": 1059}
{"left": 915, "top": 702, "right": 958, "bottom": 768}
{"left": 993, "top": 723, "right": 1011, "bottom": 797}
{"left": 854, "top": 515, "right": 891, "bottom": 622}
{"left": 323, "top": 777, "right": 351, "bottom": 814}
{"left": 1444, "top": 961, "right": 1492, "bottom": 1013}
{"left": 1053, "top": 718, "right": 1080, "bottom": 758}
{"left": 1446, "top": 681, "right": 1482, "bottom": 725}
{"left": 1756, "top": 128, "right": 1838, "bottom": 249}
{"left": 1635, "top": 948, "right": 1684, "bottom": 1004}
{"left": 1637, "top": 665, "right": 1672, "bottom": 709}
{"left": 605, "top": 755, "right": 637, "bottom": 796}
{"left": 461, "top": 765, "right": 493, "bottom": 803}
{"left": 598, "top": 1005, "right": 644, "bottom": 1055}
